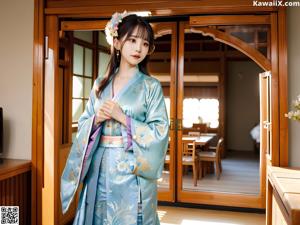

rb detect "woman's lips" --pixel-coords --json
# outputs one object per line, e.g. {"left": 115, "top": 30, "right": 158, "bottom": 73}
{"left": 131, "top": 55, "right": 141, "bottom": 59}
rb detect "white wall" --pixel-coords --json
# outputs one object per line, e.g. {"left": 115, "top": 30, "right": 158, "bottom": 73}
{"left": 287, "top": 7, "right": 300, "bottom": 167}
{"left": 0, "top": 0, "right": 34, "bottom": 160}
{"left": 226, "top": 61, "right": 263, "bottom": 151}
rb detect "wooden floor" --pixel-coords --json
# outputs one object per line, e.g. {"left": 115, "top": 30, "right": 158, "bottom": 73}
{"left": 158, "top": 150, "right": 260, "bottom": 195}
{"left": 158, "top": 206, "right": 265, "bottom": 225}
{"left": 67, "top": 205, "right": 266, "bottom": 225}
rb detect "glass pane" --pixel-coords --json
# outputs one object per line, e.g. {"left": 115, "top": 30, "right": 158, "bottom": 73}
{"left": 73, "top": 44, "right": 84, "bottom": 75}
{"left": 98, "top": 31, "right": 110, "bottom": 48}
{"left": 98, "top": 52, "right": 111, "bottom": 78}
{"left": 226, "top": 60, "right": 262, "bottom": 195}
{"left": 182, "top": 31, "right": 220, "bottom": 193}
{"left": 148, "top": 32, "right": 172, "bottom": 192}
{"left": 183, "top": 99, "right": 219, "bottom": 128}
{"left": 231, "top": 31, "right": 254, "bottom": 43}
{"left": 217, "top": 25, "right": 270, "bottom": 58}
{"left": 181, "top": 29, "right": 262, "bottom": 196}
{"left": 72, "top": 99, "right": 83, "bottom": 122}
{"left": 73, "top": 76, "right": 83, "bottom": 98}
{"left": 74, "top": 31, "right": 93, "bottom": 43}
{"left": 84, "top": 78, "right": 92, "bottom": 98}
{"left": 84, "top": 48, "right": 93, "bottom": 77}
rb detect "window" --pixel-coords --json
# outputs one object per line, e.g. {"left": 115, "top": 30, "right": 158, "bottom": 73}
{"left": 164, "top": 97, "right": 219, "bottom": 128}
{"left": 183, "top": 98, "right": 219, "bottom": 128}
{"left": 72, "top": 31, "right": 111, "bottom": 129}
{"left": 72, "top": 43, "right": 93, "bottom": 127}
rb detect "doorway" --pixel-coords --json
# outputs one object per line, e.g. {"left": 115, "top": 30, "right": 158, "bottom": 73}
{"left": 147, "top": 20, "right": 269, "bottom": 208}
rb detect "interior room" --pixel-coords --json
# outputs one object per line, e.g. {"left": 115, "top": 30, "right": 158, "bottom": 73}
{"left": 1, "top": 1, "right": 300, "bottom": 225}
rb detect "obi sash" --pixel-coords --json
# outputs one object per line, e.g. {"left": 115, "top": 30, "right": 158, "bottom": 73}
{"left": 99, "top": 135, "right": 123, "bottom": 148}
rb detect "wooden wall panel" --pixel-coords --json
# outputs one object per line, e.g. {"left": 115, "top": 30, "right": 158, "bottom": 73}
{"left": 0, "top": 173, "right": 31, "bottom": 225}
{"left": 162, "top": 86, "right": 218, "bottom": 98}
{"left": 0, "top": 159, "right": 31, "bottom": 225}
{"left": 278, "top": 8, "right": 288, "bottom": 167}
{"left": 45, "top": 0, "right": 277, "bottom": 16}
{"left": 46, "top": 0, "right": 277, "bottom": 10}
{"left": 270, "top": 13, "right": 279, "bottom": 166}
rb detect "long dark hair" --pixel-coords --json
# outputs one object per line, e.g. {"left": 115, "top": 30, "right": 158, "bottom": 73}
{"left": 95, "top": 14, "right": 155, "bottom": 97}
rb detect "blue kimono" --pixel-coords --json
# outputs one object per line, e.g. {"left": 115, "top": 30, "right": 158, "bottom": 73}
{"left": 60, "top": 68, "right": 169, "bottom": 225}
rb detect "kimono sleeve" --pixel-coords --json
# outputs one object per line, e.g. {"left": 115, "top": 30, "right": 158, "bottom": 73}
{"left": 60, "top": 78, "right": 101, "bottom": 214}
{"left": 74, "top": 79, "right": 102, "bottom": 183}
{"left": 127, "top": 80, "right": 169, "bottom": 180}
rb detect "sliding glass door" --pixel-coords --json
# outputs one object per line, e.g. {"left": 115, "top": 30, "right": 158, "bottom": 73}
{"left": 148, "top": 22, "right": 177, "bottom": 202}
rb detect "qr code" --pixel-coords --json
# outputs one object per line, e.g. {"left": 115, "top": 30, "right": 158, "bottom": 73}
{"left": 0, "top": 206, "right": 19, "bottom": 225}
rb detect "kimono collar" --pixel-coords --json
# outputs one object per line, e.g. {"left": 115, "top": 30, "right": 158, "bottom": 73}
{"left": 110, "top": 66, "right": 142, "bottom": 101}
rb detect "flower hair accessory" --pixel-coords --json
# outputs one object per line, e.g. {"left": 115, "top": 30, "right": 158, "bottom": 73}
{"left": 105, "top": 10, "right": 129, "bottom": 45}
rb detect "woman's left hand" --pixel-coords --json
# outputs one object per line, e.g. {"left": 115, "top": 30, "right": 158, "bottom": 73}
{"left": 101, "top": 100, "right": 126, "bottom": 125}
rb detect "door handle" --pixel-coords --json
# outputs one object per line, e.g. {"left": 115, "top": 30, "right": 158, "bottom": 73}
{"left": 263, "top": 121, "right": 271, "bottom": 130}
{"left": 170, "top": 118, "right": 175, "bottom": 130}
{"left": 177, "top": 119, "right": 182, "bottom": 130}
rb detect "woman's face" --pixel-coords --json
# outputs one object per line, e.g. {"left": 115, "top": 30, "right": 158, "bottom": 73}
{"left": 116, "top": 26, "right": 150, "bottom": 66}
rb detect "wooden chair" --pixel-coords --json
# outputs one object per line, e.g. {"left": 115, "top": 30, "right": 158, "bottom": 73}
{"left": 192, "top": 123, "right": 208, "bottom": 133}
{"left": 164, "top": 141, "right": 170, "bottom": 166}
{"left": 182, "top": 139, "right": 198, "bottom": 186}
{"left": 198, "top": 138, "right": 224, "bottom": 180}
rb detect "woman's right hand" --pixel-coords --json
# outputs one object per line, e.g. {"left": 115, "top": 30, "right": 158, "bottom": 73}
{"left": 95, "top": 107, "right": 111, "bottom": 125}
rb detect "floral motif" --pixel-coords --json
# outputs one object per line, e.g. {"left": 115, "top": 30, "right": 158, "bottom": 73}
{"left": 68, "top": 169, "right": 76, "bottom": 182}
{"left": 117, "top": 161, "right": 129, "bottom": 173}
{"left": 107, "top": 200, "right": 136, "bottom": 225}
{"left": 105, "top": 10, "right": 129, "bottom": 45}
{"left": 136, "top": 156, "right": 151, "bottom": 172}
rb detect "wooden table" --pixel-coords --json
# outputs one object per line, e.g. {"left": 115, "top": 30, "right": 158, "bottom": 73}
{"left": 182, "top": 135, "right": 214, "bottom": 150}
{"left": 267, "top": 166, "right": 300, "bottom": 225}
{"left": 0, "top": 158, "right": 31, "bottom": 181}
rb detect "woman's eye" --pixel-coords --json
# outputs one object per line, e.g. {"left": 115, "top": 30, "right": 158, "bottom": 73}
{"left": 144, "top": 42, "right": 149, "bottom": 47}
{"left": 130, "top": 38, "right": 136, "bottom": 43}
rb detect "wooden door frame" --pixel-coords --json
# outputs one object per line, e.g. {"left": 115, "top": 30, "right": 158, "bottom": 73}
{"left": 174, "top": 11, "right": 287, "bottom": 208}
{"left": 32, "top": 1, "right": 288, "bottom": 224}
{"left": 151, "top": 22, "right": 178, "bottom": 202}
{"left": 176, "top": 17, "right": 269, "bottom": 208}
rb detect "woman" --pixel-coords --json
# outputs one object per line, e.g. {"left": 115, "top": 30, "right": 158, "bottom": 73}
{"left": 60, "top": 11, "right": 169, "bottom": 225}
